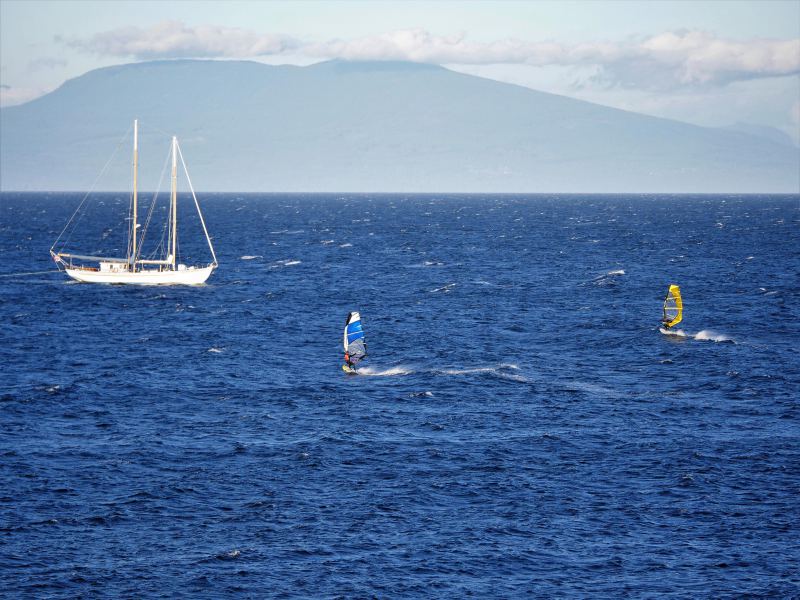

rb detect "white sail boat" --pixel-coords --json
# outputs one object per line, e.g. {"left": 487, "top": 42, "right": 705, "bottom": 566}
{"left": 51, "top": 120, "right": 218, "bottom": 285}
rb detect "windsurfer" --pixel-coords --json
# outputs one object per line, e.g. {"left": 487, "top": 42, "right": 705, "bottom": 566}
{"left": 343, "top": 311, "right": 366, "bottom": 373}
{"left": 661, "top": 284, "right": 683, "bottom": 330}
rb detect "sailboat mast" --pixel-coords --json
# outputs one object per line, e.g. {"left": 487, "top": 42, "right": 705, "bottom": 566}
{"left": 131, "top": 119, "right": 138, "bottom": 272}
{"left": 170, "top": 136, "right": 177, "bottom": 270}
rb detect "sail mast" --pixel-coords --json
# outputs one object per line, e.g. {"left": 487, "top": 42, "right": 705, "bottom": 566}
{"left": 170, "top": 136, "right": 178, "bottom": 270}
{"left": 131, "top": 119, "right": 138, "bottom": 272}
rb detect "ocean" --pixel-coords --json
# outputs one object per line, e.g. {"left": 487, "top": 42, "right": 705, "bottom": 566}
{"left": 1, "top": 192, "right": 798, "bottom": 597}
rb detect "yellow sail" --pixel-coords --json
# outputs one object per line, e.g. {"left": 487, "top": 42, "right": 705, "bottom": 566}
{"left": 662, "top": 284, "right": 683, "bottom": 328}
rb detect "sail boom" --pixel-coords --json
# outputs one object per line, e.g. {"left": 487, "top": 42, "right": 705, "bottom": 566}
{"left": 56, "top": 253, "right": 128, "bottom": 263}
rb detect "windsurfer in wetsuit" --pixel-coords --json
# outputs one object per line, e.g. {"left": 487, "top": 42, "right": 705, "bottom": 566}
{"left": 344, "top": 352, "right": 354, "bottom": 370}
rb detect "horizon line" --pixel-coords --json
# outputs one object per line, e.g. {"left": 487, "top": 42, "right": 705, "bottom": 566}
{"left": 2, "top": 190, "right": 799, "bottom": 196}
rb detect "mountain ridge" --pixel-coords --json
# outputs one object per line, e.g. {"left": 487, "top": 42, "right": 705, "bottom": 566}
{"left": 1, "top": 59, "right": 797, "bottom": 192}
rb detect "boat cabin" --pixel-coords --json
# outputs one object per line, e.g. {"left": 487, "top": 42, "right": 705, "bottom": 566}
{"left": 99, "top": 261, "right": 130, "bottom": 273}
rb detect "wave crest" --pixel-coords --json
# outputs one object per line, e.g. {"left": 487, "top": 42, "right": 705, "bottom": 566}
{"left": 355, "top": 366, "right": 413, "bottom": 377}
{"left": 694, "top": 330, "right": 735, "bottom": 343}
{"left": 660, "top": 327, "right": 735, "bottom": 343}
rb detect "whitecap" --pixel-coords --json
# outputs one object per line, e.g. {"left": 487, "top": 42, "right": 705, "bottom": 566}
{"left": 208, "top": 347, "right": 224, "bottom": 353}
{"left": 355, "top": 366, "right": 413, "bottom": 377}
{"left": 339, "top": 243, "right": 353, "bottom": 248}
{"left": 694, "top": 330, "right": 735, "bottom": 343}
{"left": 498, "top": 372, "right": 529, "bottom": 383}
{"left": 660, "top": 328, "right": 735, "bottom": 343}
{"left": 441, "top": 367, "right": 492, "bottom": 375}
{"left": 269, "top": 259, "right": 302, "bottom": 268}
{"left": 440, "top": 363, "right": 520, "bottom": 376}
{"left": 591, "top": 269, "right": 625, "bottom": 285}
{"left": 240, "top": 255, "right": 262, "bottom": 260}
{"left": 430, "top": 283, "right": 456, "bottom": 293}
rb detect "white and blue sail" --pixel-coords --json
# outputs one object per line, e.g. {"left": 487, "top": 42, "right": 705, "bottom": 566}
{"left": 343, "top": 311, "right": 367, "bottom": 368}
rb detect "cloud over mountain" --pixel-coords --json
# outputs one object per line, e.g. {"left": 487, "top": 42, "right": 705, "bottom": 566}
{"left": 64, "top": 22, "right": 800, "bottom": 90}
{"left": 64, "top": 20, "right": 298, "bottom": 60}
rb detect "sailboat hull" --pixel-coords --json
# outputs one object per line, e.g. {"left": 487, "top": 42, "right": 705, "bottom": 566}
{"left": 64, "top": 265, "right": 215, "bottom": 285}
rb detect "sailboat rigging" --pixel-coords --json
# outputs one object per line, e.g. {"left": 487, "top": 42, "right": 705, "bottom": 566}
{"left": 50, "top": 120, "right": 217, "bottom": 285}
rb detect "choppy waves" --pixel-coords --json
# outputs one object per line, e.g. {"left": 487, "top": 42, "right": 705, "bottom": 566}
{"left": 1, "top": 192, "right": 797, "bottom": 598}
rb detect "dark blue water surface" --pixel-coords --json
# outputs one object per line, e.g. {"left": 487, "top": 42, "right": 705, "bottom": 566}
{"left": 1, "top": 193, "right": 799, "bottom": 598}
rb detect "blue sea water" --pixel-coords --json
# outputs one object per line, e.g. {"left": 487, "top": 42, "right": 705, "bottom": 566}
{"left": 1, "top": 192, "right": 799, "bottom": 598}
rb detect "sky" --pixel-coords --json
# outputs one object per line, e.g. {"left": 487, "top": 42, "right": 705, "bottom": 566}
{"left": 2, "top": 0, "right": 799, "bottom": 143}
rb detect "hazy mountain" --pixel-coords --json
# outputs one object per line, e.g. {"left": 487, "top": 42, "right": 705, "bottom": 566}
{"left": 1, "top": 59, "right": 798, "bottom": 192}
{"left": 718, "top": 122, "right": 797, "bottom": 148}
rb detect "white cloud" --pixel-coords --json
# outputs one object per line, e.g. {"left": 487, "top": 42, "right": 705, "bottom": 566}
{"left": 310, "top": 29, "right": 800, "bottom": 90}
{"left": 63, "top": 22, "right": 799, "bottom": 90}
{"left": 619, "top": 31, "right": 800, "bottom": 87}
{"left": 64, "top": 20, "right": 297, "bottom": 60}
